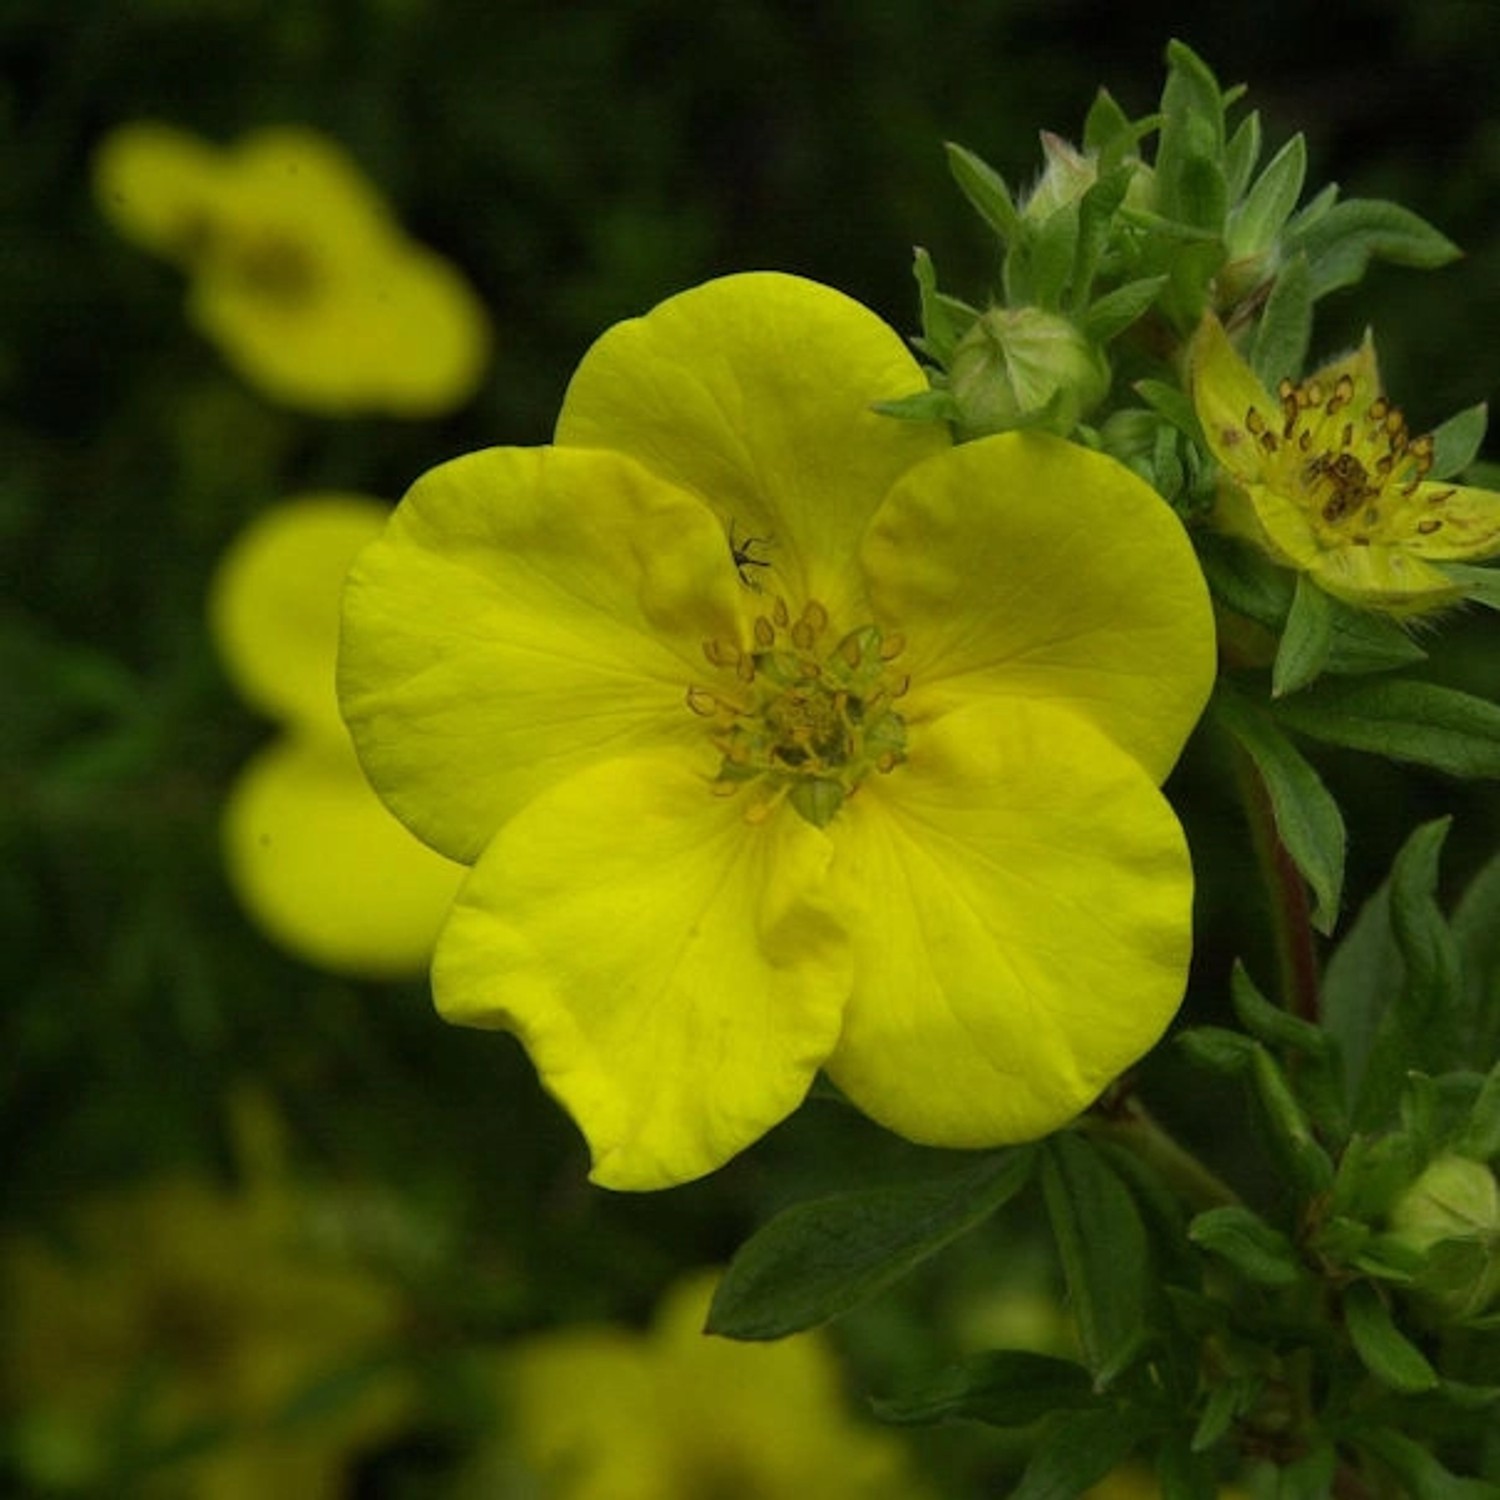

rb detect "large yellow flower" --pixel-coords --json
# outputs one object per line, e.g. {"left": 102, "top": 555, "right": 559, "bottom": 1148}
{"left": 339, "top": 273, "right": 1215, "bottom": 1189}
{"left": 211, "top": 495, "right": 463, "bottom": 977}
{"left": 94, "top": 123, "right": 490, "bottom": 415}
{"left": 1191, "top": 314, "right": 1500, "bottom": 614}
{"left": 488, "top": 1271, "right": 919, "bottom": 1500}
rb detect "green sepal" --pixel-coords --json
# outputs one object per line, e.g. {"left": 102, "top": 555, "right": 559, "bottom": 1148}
{"left": 911, "top": 246, "right": 974, "bottom": 364}
{"left": 1428, "top": 402, "right": 1489, "bottom": 480}
{"left": 1227, "top": 131, "right": 1308, "bottom": 259}
{"left": 1274, "top": 679, "right": 1500, "bottom": 780}
{"left": 1251, "top": 252, "right": 1313, "bottom": 390}
{"left": 1344, "top": 1280, "right": 1439, "bottom": 1392}
{"left": 1188, "top": 1204, "right": 1302, "bottom": 1287}
{"left": 870, "top": 1350, "right": 1098, "bottom": 1429}
{"left": 1283, "top": 197, "right": 1462, "bottom": 298}
{"left": 1272, "top": 571, "right": 1335, "bottom": 698}
{"left": 1081, "top": 276, "right": 1168, "bottom": 343}
{"left": 945, "top": 141, "right": 1023, "bottom": 245}
{"left": 872, "top": 388, "right": 961, "bottom": 424}
{"left": 706, "top": 1147, "right": 1034, "bottom": 1340}
{"left": 1438, "top": 562, "right": 1500, "bottom": 612}
{"left": 1040, "top": 1133, "right": 1152, "bottom": 1387}
{"left": 1009, "top": 1403, "right": 1157, "bottom": 1500}
{"left": 1214, "top": 684, "right": 1346, "bottom": 935}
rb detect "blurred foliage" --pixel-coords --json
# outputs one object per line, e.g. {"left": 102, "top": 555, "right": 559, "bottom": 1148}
{"left": 4, "top": 1, "right": 1500, "bottom": 1494}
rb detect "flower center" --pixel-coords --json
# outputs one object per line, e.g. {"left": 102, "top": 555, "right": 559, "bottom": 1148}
{"left": 1244, "top": 375, "right": 1446, "bottom": 547}
{"left": 687, "top": 595, "right": 909, "bottom": 827}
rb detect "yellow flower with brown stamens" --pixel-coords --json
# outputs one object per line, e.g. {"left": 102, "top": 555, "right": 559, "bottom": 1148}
{"left": 339, "top": 272, "right": 1216, "bottom": 1190}
{"left": 94, "top": 123, "right": 490, "bottom": 415}
{"left": 1190, "top": 314, "right": 1500, "bottom": 614}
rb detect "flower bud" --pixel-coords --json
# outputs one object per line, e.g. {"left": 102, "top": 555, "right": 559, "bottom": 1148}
{"left": 947, "top": 307, "right": 1110, "bottom": 439}
{"left": 1389, "top": 1155, "right": 1500, "bottom": 1321}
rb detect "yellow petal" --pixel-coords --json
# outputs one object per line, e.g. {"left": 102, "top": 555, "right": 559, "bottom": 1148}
{"left": 1188, "top": 313, "right": 1276, "bottom": 481}
{"left": 223, "top": 735, "right": 462, "bottom": 978}
{"left": 1306, "top": 326, "right": 1382, "bottom": 412}
{"left": 92, "top": 121, "right": 225, "bottom": 258}
{"left": 1310, "top": 544, "right": 1464, "bottom": 615}
{"left": 209, "top": 493, "right": 390, "bottom": 738}
{"left": 1234, "top": 479, "right": 1322, "bottom": 570}
{"left": 431, "top": 754, "right": 851, "bottom": 1190}
{"left": 861, "top": 433, "right": 1215, "bottom": 783}
{"left": 340, "top": 446, "right": 744, "bottom": 865}
{"left": 824, "top": 698, "right": 1194, "bottom": 1146}
{"left": 1382, "top": 480, "right": 1500, "bottom": 561}
{"left": 555, "top": 272, "right": 950, "bottom": 623}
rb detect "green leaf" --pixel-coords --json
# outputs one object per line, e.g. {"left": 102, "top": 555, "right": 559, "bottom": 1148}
{"left": 1343, "top": 1280, "right": 1439, "bottom": 1392}
{"left": 1429, "top": 402, "right": 1489, "bottom": 480}
{"left": 1176, "top": 1024, "right": 1260, "bottom": 1075}
{"left": 1453, "top": 847, "right": 1500, "bottom": 1058}
{"left": 707, "top": 1148, "right": 1034, "bottom": 1340}
{"left": 1196, "top": 532, "right": 1293, "bottom": 628}
{"left": 1228, "top": 961, "right": 1327, "bottom": 1056}
{"left": 1274, "top": 678, "right": 1500, "bottom": 779}
{"left": 1188, "top": 1205, "right": 1302, "bottom": 1286}
{"left": 946, "top": 141, "right": 1023, "bottom": 244}
{"left": 871, "top": 1350, "right": 1098, "bottom": 1429}
{"left": 1040, "top": 1137, "right": 1152, "bottom": 1386}
{"left": 1222, "top": 109, "right": 1262, "bottom": 203}
{"left": 1083, "top": 88, "right": 1136, "bottom": 168}
{"left": 1214, "top": 686, "right": 1347, "bottom": 934}
{"left": 1324, "top": 600, "right": 1428, "bottom": 676}
{"left": 1156, "top": 41, "right": 1226, "bottom": 229}
{"left": 1135, "top": 377, "right": 1204, "bottom": 440}
{"left": 1251, "top": 1045, "right": 1335, "bottom": 1194}
{"left": 1323, "top": 879, "right": 1401, "bottom": 1106}
{"left": 1069, "top": 168, "right": 1131, "bottom": 312}
{"left": 872, "top": 388, "right": 960, "bottom": 423}
{"left": 1229, "top": 132, "right": 1308, "bottom": 259}
{"left": 1355, "top": 1426, "right": 1500, "bottom": 1499}
{"left": 1158, "top": 1430, "right": 1219, "bottom": 1500}
{"left": 1010, "top": 1404, "right": 1156, "bottom": 1500}
{"left": 1028, "top": 200, "right": 1082, "bottom": 310}
{"left": 1439, "top": 562, "right": 1500, "bottom": 612}
{"left": 1272, "top": 571, "right": 1335, "bottom": 697}
{"left": 1285, "top": 197, "right": 1462, "bottom": 298}
{"left": 911, "top": 246, "right": 974, "bottom": 364}
{"left": 1081, "top": 276, "right": 1168, "bottom": 342}
{"left": 1251, "top": 252, "right": 1313, "bottom": 389}
{"left": 1457, "top": 1058, "right": 1500, "bottom": 1160}
{"left": 1276, "top": 1440, "right": 1339, "bottom": 1500}
{"left": 1328, "top": 1132, "right": 1423, "bottom": 1223}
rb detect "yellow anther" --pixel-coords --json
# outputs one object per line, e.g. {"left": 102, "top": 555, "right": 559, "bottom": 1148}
{"left": 686, "top": 686, "right": 720, "bottom": 717}
{"left": 754, "top": 616, "right": 775, "bottom": 648}
{"left": 771, "top": 596, "right": 790, "bottom": 628}
{"left": 879, "top": 632, "right": 906, "bottom": 661}
{"left": 801, "top": 600, "right": 828, "bottom": 634}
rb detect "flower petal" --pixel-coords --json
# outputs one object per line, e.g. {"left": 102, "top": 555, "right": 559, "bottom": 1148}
{"left": 1382, "top": 480, "right": 1500, "bottom": 561}
{"left": 1311, "top": 544, "right": 1463, "bottom": 614}
{"left": 555, "top": 272, "right": 950, "bottom": 622}
{"left": 861, "top": 432, "right": 1215, "bottom": 782}
{"left": 210, "top": 494, "right": 390, "bottom": 738}
{"left": 340, "top": 446, "right": 744, "bottom": 864}
{"left": 431, "top": 754, "right": 852, "bottom": 1190}
{"left": 1188, "top": 313, "right": 1276, "bottom": 480}
{"left": 824, "top": 698, "right": 1194, "bottom": 1146}
{"left": 223, "top": 735, "right": 462, "bottom": 979}
{"left": 93, "top": 121, "right": 225, "bottom": 258}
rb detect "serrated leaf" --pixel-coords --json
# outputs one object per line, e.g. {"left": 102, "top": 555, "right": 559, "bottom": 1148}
{"left": 1285, "top": 197, "right": 1462, "bottom": 298}
{"left": 1041, "top": 1134, "right": 1151, "bottom": 1386}
{"left": 1344, "top": 1280, "right": 1439, "bottom": 1391}
{"left": 707, "top": 1148, "right": 1034, "bottom": 1340}
{"left": 1010, "top": 1404, "right": 1155, "bottom": 1500}
{"left": 1251, "top": 252, "right": 1313, "bottom": 389}
{"left": 946, "top": 141, "right": 1023, "bottom": 244}
{"left": 1274, "top": 679, "right": 1500, "bottom": 779}
{"left": 1082, "top": 276, "right": 1168, "bottom": 342}
{"left": 1214, "top": 686, "right": 1346, "bottom": 934}
{"left": 1272, "top": 571, "right": 1335, "bottom": 697}
{"left": 871, "top": 1350, "right": 1098, "bottom": 1429}
{"left": 1429, "top": 402, "right": 1489, "bottom": 480}
{"left": 1189, "top": 1205, "right": 1302, "bottom": 1286}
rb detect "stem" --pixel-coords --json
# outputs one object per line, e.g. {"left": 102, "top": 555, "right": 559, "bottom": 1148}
{"left": 1087, "top": 1092, "right": 1241, "bottom": 1211}
{"left": 1232, "top": 745, "right": 1322, "bottom": 1024}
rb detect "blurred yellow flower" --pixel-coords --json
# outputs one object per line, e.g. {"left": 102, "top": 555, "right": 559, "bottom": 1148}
{"left": 340, "top": 272, "right": 1215, "bottom": 1188}
{"left": 1, "top": 1167, "right": 407, "bottom": 1498}
{"left": 492, "top": 1271, "right": 920, "bottom": 1500}
{"left": 94, "top": 122, "right": 490, "bottom": 415}
{"left": 210, "top": 495, "right": 462, "bottom": 977}
{"left": 1190, "top": 314, "right": 1500, "bottom": 615}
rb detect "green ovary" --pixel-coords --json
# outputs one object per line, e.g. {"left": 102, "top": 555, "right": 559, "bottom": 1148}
{"left": 688, "top": 595, "right": 910, "bottom": 828}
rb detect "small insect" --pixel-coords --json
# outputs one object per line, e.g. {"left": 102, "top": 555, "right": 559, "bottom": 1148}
{"left": 728, "top": 521, "right": 773, "bottom": 590}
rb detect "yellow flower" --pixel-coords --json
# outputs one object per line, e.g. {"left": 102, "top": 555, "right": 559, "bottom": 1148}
{"left": 339, "top": 272, "right": 1215, "bottom": 1189}
{"left": 94, "top": 122, "right": 490, "bottom": 415}
{"left": 1, "top": 1172, "right": 407, "bottom": 1498}
{"left": 1190, "top": 314, "right": 1500, "bottom": 614}
{"left": 210, "top": 495, "right": 462, "bottom": 977}
{"left": 494, "top": 1271, "right": 919, "bottom": 1500}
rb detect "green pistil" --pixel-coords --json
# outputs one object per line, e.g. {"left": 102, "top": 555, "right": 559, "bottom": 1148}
{"left": 688, "top": 596, "right": 909, "bottom": 827}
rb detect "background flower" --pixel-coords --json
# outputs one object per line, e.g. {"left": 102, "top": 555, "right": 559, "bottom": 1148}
{"left": 210, "top": 495, "right": 463, "bottom": 978}
{"left": 94, "top": 123, "right": 491, "bottom": 415}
